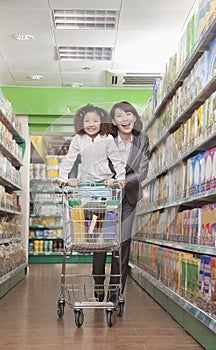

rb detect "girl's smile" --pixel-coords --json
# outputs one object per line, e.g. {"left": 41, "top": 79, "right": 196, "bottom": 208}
{"left": 83, "top": 112, "right": 101, "bottom": 139}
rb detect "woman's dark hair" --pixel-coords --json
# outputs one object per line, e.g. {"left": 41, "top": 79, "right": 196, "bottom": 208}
{"left": 74, "top": 104, "right": 112, "bottom": 135}
{"left": 110, "top": 101, "right": 143, "bottom": 137}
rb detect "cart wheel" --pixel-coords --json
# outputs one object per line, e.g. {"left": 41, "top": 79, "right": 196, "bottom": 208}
{"left": 74, "top": 310, "right": 84, "bottom": 327}
{"left": 57, "top": 300, "right": 65, "bottom": 317}
{"left": 106, "top": 310, "right": 114, "bottom": 327}
{"left": 117, "top": 302, "right": 124, "bottom": 317}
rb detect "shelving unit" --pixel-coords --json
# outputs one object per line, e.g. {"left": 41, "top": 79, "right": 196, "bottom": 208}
{"left": 130, "top": 264, "right": 216, "bottom": 349}
{"left": 0, "top": 90, "right": 28, "bottom": 298}
{"left": 131, "top": 15, "right": 216, "bottom": 350}
{"left": 29, "top": 178, "right": 64, "bottom": 262}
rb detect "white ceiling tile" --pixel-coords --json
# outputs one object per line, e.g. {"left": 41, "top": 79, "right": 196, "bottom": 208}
{"left": 54, "top": 30, "right": 117, "bottom": 46}
{"left": 0, "top": 0, "right": 199, "bottom": 88}
{"left": 50, "top": 0, "right": 122, "bottom": 10}
{"left": 0, "top": 0, "right": 49, "bottom": 9}
{"left": 10, "top": 71, "right": 62, "bottom": 86}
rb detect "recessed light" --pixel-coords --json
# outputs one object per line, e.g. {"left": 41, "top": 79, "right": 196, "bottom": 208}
{"left": 72, "top": 83, "right": 83, "bottom": 88}
{"left": 13, "top": 34, "right": 35, "bottom": 41}
{"left": 31, "top": 75, "right": 44, "bottom": 80}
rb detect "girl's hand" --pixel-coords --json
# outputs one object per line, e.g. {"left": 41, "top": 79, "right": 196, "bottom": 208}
{"left": 58, "top": 180, "right": 66, "bottom": 188}
{"left": 104, "top": 178, "right": 116, "bottom": 187}
{"left": 68, "top": 178, "right": 79, "bottom": 187}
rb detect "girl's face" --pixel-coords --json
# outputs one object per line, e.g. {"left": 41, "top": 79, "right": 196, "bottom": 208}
{"left": 83, "top": 112, "right": 101, "bottom": 139}
{"left": 112, "top": 108, "right": 136, "bottom": 135}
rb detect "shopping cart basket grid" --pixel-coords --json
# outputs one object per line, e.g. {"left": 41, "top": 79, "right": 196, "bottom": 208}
{"left": 56, "top": 183, "right": 125, "bottom": 327}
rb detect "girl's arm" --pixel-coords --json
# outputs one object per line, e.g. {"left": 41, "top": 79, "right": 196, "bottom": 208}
{"left": 58, "top": 135, "right": 80, "bottom": 184}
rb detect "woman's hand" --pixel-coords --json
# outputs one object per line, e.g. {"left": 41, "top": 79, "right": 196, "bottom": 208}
{"left": 117, "top": 179, "right": 127, "bottom": 188}
{"left": 104, "top": 178, "right": 116, "bottom": 187}
{"left": 104, "top": 178, "right": 126, "bottom": 188}
{"left": 68, "top": 178, "right": 79, "bottom": 187}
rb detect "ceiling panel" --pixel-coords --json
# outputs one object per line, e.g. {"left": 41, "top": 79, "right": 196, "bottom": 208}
{"left": 0, "top": 0, "right": 198, "bottom": 88}
{"left": 0, "top": 0, "right": 49, "bottom": 9}
{"left": 54, "top": 30, "right": 117, "bottom": 46}
{"left": 50, "top": 0, "right": 122, "bottom": 10}
{"left": 61, "top": 71, "right": 107, "bottom": 87}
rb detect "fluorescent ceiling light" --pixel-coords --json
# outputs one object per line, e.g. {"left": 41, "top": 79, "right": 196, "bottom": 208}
{"left": 58, "top": 46, "right": 112, "bottom": 61}
{"left": 13, "top": 34, "right": 35, "bottom": 40}
{"left": 31, "top": 75, "right": 44, "bottom": 80}
{"left": 53, "top": 9, "right": 119, "bottom": 29}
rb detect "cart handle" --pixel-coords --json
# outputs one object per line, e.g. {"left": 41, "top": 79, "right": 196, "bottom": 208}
{"left": 78, "top": 181, "right": 121, "bottom": 188}
{"left": 59, "top": 181, "right": 120, "bottom": 189}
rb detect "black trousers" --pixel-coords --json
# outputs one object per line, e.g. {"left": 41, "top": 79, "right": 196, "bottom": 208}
{"left": 92, "top": 237, "right": 131, "bottom": 294}
{"left": 92, "top": 196, "right": 136, "bottom": 294}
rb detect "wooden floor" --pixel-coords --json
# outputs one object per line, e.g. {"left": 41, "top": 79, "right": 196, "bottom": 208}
{"left": 0, "top": 264, "right": 204, "bottom": 350}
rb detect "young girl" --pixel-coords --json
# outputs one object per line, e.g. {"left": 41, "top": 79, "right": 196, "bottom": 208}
{"left": 58, "top": 104, "right": 126, "bottom": 187}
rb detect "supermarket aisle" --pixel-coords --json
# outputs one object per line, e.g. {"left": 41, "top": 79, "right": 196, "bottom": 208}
{"left": 0, "top": 264, "right": 203, "bottom": 350}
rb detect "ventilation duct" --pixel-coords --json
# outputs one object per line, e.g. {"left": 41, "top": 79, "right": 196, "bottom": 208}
{"left": 106, "top": 71, "right": 161, "bottom": 88}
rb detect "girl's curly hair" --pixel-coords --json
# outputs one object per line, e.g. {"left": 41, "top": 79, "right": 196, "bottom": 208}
{"left": 74, "top": 104, "right": 112, "bottom": 135}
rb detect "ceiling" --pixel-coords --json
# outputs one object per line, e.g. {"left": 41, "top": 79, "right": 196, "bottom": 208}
{"left": 0, "top": 0, "right": 196, "bottom": 89}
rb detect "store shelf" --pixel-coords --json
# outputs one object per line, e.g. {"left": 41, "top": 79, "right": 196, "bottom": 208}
{"left": 0, "top": 263, "right": 28, "bottom": 298}
{"left": 134, "top": 18, "right": 216, "bottom": 349}
{"left": 0, "top": 172, "right": 21, "bottom": 191}
{"left": 30, "top": 178, "right": 58, "bottom": 182}
{"left": 29, "top": 236, "right": 63, "bottom": 240}
{"left": 137, "top": 188, "right": 216, "bottom": 215}
{"left": 150, "top": 76, "right": 216, "bottom": 153}
{"left": 0, "top": 108, "right": 24, "bottom": 144}
{"left": 0, "top": 237, "right": 21, "bottom": 244}
{"left": 0, "top": 206, "right": 21, "bottom": 215}
{"left": 30, "top": 201, "right": 62, "bottom": 204}
{"left": 28, "top": 252, "right": 112, "bottom": 264}
{"left": 130, "top": 263, "right": 216, "bottom": 350}
{"left": 29, "top": 225, "right": 63, "bottom": 229}
{"left": 30, "top": 214, "right": 62, "bottom": 217}
{"left": 30, "top": 190, "right": 62, "bottom": 194}
{"left": 135, "top": 237, "right": 216, "bottom": 256}
{"left": 142, "top": 128, "right": 216, "bottom": 186}
{"left": 0, "top": 140, "right": 22, "bottom": 168}
{"left": 145, "top": 18, "right": 216, "bottom": 130}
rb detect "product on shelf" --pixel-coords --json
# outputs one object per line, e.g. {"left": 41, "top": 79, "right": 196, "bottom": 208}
{"left": 46, "top": 155, "right": 59, "bottom": 178}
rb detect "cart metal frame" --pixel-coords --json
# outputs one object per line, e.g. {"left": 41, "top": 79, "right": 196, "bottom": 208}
{"left": 56, "top": 183, "right": 124, "bottom": 327}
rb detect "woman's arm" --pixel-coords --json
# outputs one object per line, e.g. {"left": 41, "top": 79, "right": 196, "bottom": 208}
{"left": 126, "top": 133, "right": 149, "bottom": 188}
{"left": 107, "top": 135, "right": 126, "bottom": 181}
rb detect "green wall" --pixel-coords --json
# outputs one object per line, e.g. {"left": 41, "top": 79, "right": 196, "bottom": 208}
{"left": 2, "top": 87, "right": 153, "bottom": 132}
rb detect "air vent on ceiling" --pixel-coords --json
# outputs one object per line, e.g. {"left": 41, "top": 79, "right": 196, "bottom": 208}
{"left": 53, "top": 9, "right": 119, "bottom": 29}
{"left": 58, "top": 46, "right": 112, "bottom": 61}
{"left": 106, "top": 71, "right": 161, "bottom": 88}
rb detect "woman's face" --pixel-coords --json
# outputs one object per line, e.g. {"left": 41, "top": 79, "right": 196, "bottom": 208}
{"left": 112, "top": 108, "right": 136, "bottom": 135}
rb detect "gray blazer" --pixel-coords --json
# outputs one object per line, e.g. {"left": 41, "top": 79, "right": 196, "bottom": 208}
{"left": 120, "top": 133, "right": 149, "bottom": 205}
{"left": 112, "top": 131, "right": 149, "bottom": 205}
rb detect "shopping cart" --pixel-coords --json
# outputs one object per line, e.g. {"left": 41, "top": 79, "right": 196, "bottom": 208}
{"left": 56, "top": 183, "right": 124, "bottom": 327}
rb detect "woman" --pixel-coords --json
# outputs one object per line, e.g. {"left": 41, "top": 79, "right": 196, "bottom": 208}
{"left": 93, "top": 101, "right": 149, "bottom": 302}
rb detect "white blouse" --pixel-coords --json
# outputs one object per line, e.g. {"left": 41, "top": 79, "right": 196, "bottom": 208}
{"left": 59, "top": 133, "right": 126, "bottom": 183}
